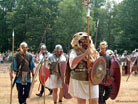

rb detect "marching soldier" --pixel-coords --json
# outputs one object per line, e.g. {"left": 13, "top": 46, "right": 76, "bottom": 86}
{"left": 121, "top": 50, "right": 129, "bottom": 74}
{"left": 9, "top": 42, "right": 35, "bottom": 104}
{"left": 35, "top": 44, "right": 53, "bottom": 97}
{"left": 68, "top": 32, "right": 99, "bottom": 104}
{"left": 45, "top": 44, "right": 67, "bottom": 104}
{"left": 98, "top": 41, "right": 113, "bottom": 104}
{"left": 130, "top": 50, "right": 138, "bottom": 74}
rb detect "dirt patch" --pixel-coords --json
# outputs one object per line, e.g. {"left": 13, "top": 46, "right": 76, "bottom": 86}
{"left": 0, "top": 63, "right": 138, "bottom": 104}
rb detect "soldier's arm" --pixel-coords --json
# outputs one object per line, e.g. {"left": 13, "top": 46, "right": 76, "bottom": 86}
{"left": 70, "top": 48, "right": 91, "bottom": 69}
{"left": 29, "top": 57, "right": 35, "bottom": 77}
{"left": 31, "top": 69, "right": 35, "bottom": 78}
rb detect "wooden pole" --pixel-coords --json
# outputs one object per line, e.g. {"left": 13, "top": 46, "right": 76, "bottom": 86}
{"left": 10, "top": 30, "right": 14, "bottom": 104}
{"left": 87, "top": 10, "right": 92, "bottom": 101}
{"left": 38, "top": 83, "right": 41, "bottom": 91}
{"left": 43, "top": 55, "right": 46, "bottom": 104}
{"left": 95, "top": 20, "right": 99, "bottom": 48}
{"left": 82, "top": 0, "right": 92, "bottom": 102}
{"left": 126, "top": 57, "right": 137, "bottom": 81}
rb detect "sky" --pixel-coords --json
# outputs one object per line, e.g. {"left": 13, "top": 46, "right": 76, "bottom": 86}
{"left": 109, "top": 0, "right": 123, "bottom": 4}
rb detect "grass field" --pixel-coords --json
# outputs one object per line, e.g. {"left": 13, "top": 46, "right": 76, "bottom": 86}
{"left": 0, "top": 63, "right": 138, "bottom": 104}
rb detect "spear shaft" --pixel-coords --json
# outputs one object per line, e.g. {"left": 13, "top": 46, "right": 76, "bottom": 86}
{"left": 82, "top": 0, "right": 92, "bottom": 101}
{"left": 36, "top": 24, "right": 49, "bottom": 53}
{"left": 87, "top": 8, "right": 91, "bottom": 100}
{"left": 10, "top": 30, "right": 14, "bottom": 104}
{"left": 95, "top": 20, "right": 99, "bottom": 48}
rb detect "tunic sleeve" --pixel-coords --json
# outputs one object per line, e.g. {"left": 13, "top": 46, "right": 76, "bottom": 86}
{"left": 69, "top": 49, "right": 78, "bottom": 69}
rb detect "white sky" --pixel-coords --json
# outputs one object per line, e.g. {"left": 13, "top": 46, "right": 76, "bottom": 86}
{"left": 108, "top": 0, "right": 123, "bottom": 4}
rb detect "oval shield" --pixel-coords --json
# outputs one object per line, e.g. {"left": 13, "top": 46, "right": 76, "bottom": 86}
{"left": 39, "top": 65, "right": 49, "bottom": 86}
{"left": 110, "top": 61, "right": 121, "bottom": 99}
{"left": 59, "top": 62, "right": 72, "bottom": 99}
{"left": 91, "top": 57, "right": 106, "bottom": 85}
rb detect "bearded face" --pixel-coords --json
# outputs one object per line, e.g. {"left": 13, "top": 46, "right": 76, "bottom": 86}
{"left": 54, "top": 50, "right": 63, "bottom": 57}
{"left": 79, "top": 36, "right": 91, "bottom": 49}
{"left": 71, "top": 32, "right": 99, "bottom": 62}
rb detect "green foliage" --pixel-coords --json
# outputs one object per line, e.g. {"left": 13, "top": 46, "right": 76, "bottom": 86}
{"left": 52, "top": 0, "right": 95, "bottom": 52}
{"left": 0, "top": 0, "right": 138, "bottom": 54}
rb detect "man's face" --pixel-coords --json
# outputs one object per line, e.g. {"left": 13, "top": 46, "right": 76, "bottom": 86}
{"left": 100, "top": 47, "right": 107, "bottom": 55}
{"left": 41, "top": 49, "right": 46, "bottom": 53}
{"left": 55, "top": 50, "right": 62, "bottom": 57}
{"left": 22, "top": 46, "right": 28, "bottom": 53}
{"left": 79, "top": 37, "right": 90, "bottom": 49}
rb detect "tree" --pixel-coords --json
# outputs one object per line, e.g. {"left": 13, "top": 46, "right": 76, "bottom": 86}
{"left": 52, "top": 0, "right": 96, "bottom": 52}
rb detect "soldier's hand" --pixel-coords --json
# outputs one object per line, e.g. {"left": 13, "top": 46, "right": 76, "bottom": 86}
{"left": 85, "top": 48, "right": 91, "bottom": 55}
{"left": 34, "top": 58, "right": 39, "bottom": 63}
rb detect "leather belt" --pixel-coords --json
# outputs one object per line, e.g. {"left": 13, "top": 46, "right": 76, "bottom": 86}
{"left": 75, "top": 68, "right": 87, "bottom": 72}
{"left": 71, "top": 71, "right": 89, "bottom": 81}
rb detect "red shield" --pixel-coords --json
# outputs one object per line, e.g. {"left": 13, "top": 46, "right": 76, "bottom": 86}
{"left": 91, "top": 57, "right": 106, "bottom": 85}
{"left": 110, "top": 61, "right": 121, "bottom": 99}
{"left": 39, "top": 65, "right": 49, "bottom": 86}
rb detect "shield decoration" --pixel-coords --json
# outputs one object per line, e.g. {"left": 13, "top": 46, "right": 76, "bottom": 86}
{"left": 39, "top": 65, "right": 49, "bottom": 86}
{"left": 110, "top": 61, "right": 121, "bottom": 99}
{"left": 91, "top": 57, "right": 106, "bottom": 85}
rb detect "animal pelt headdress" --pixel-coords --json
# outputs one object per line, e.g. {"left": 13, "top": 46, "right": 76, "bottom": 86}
{"left": 71, "top": 32, "right": 99, "bottom": 62}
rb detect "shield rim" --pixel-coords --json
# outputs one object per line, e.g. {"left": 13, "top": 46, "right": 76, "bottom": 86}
{"left": 91, "top": 57, "right": 106, "bottom": 85}
{"left": 110, "top": 61, "right": 121, "bottom": 99}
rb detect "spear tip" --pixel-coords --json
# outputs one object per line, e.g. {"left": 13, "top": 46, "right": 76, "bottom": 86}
{"left": 12, "top": 30, "right": 14, "bottom": 37}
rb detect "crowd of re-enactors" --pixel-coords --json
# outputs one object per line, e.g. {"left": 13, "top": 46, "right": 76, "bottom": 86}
{"left": 1, "top": 32, "right": 138, "bottom": 104}
{"left": 1, "top": 48, "right": 138, "bottom": 75}
{"left": 0, "top": 51, "right": 35, "bottom": 63}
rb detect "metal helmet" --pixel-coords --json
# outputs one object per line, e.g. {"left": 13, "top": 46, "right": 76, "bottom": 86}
{"left": 99, "top": 40, "right": 108, "bottom": 49}
{"left": 40, "top": 44, "right": 46, "bottom": 50}
{"left": 20, "top": 42, "right": 28, "bottom": 48}
{"left": 124, "top": 50, "right": 128, "bottom": 54}
{"left": 114, "top": 50, "right": 117, "bottom": 53}
{"left": 54, "top": 44, "right": 63, "bottom": 51}
{"left": 106, "top": 49, "right": 114, "bottom": 56}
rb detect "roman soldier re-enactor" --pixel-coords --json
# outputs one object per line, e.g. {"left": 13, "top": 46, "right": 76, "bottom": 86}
{"left": 35, "top": 44, "right": 53, "bottom": 97}
{"left": 133, "top": 49, "right": 138, "bottom": 73}
{"left": 130, "top": 50, "right": 138, "bottom": 74}
{"left": 68, "top": 32, "right": 99, "bottom": 104}
{"left": 99, "top": 41, "right": 113, "bottom": 104}
{"left": 10, "top": 42, "right": 35, "bottom": 104}
{"left": 121, "top": 50, "right": 129, "bottom": 74}
{"left": 45, "top": 44, "right": 66, "bottom": 104}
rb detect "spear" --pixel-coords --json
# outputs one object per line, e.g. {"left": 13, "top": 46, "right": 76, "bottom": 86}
{"left": 37, "top": 24, "right": 49, "bottom": 52}
{"left": 43, "top": 55, "right": 47, "bottom": 104}
{"left": 28, "top": 25, "right": 49, "bottom": 98}
{"left": 126, "top": 57, "right": 137, "bottom": 81}
{"left": 10, "top": 30, "right": 14, "bottom": 104}
{"left": 82, "top": 0, "right": 92, "bottom": 101}
{"left": 95, "top": 19, "right": 99, "bottom": 48}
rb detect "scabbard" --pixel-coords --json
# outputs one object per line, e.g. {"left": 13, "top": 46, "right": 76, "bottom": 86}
{"left": 12, "top": 76, "right": 17, "bottom": 88}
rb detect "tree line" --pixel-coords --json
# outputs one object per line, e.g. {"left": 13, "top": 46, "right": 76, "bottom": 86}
{"left": 0, "top": 0, "right": 138, "bottom": 54}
